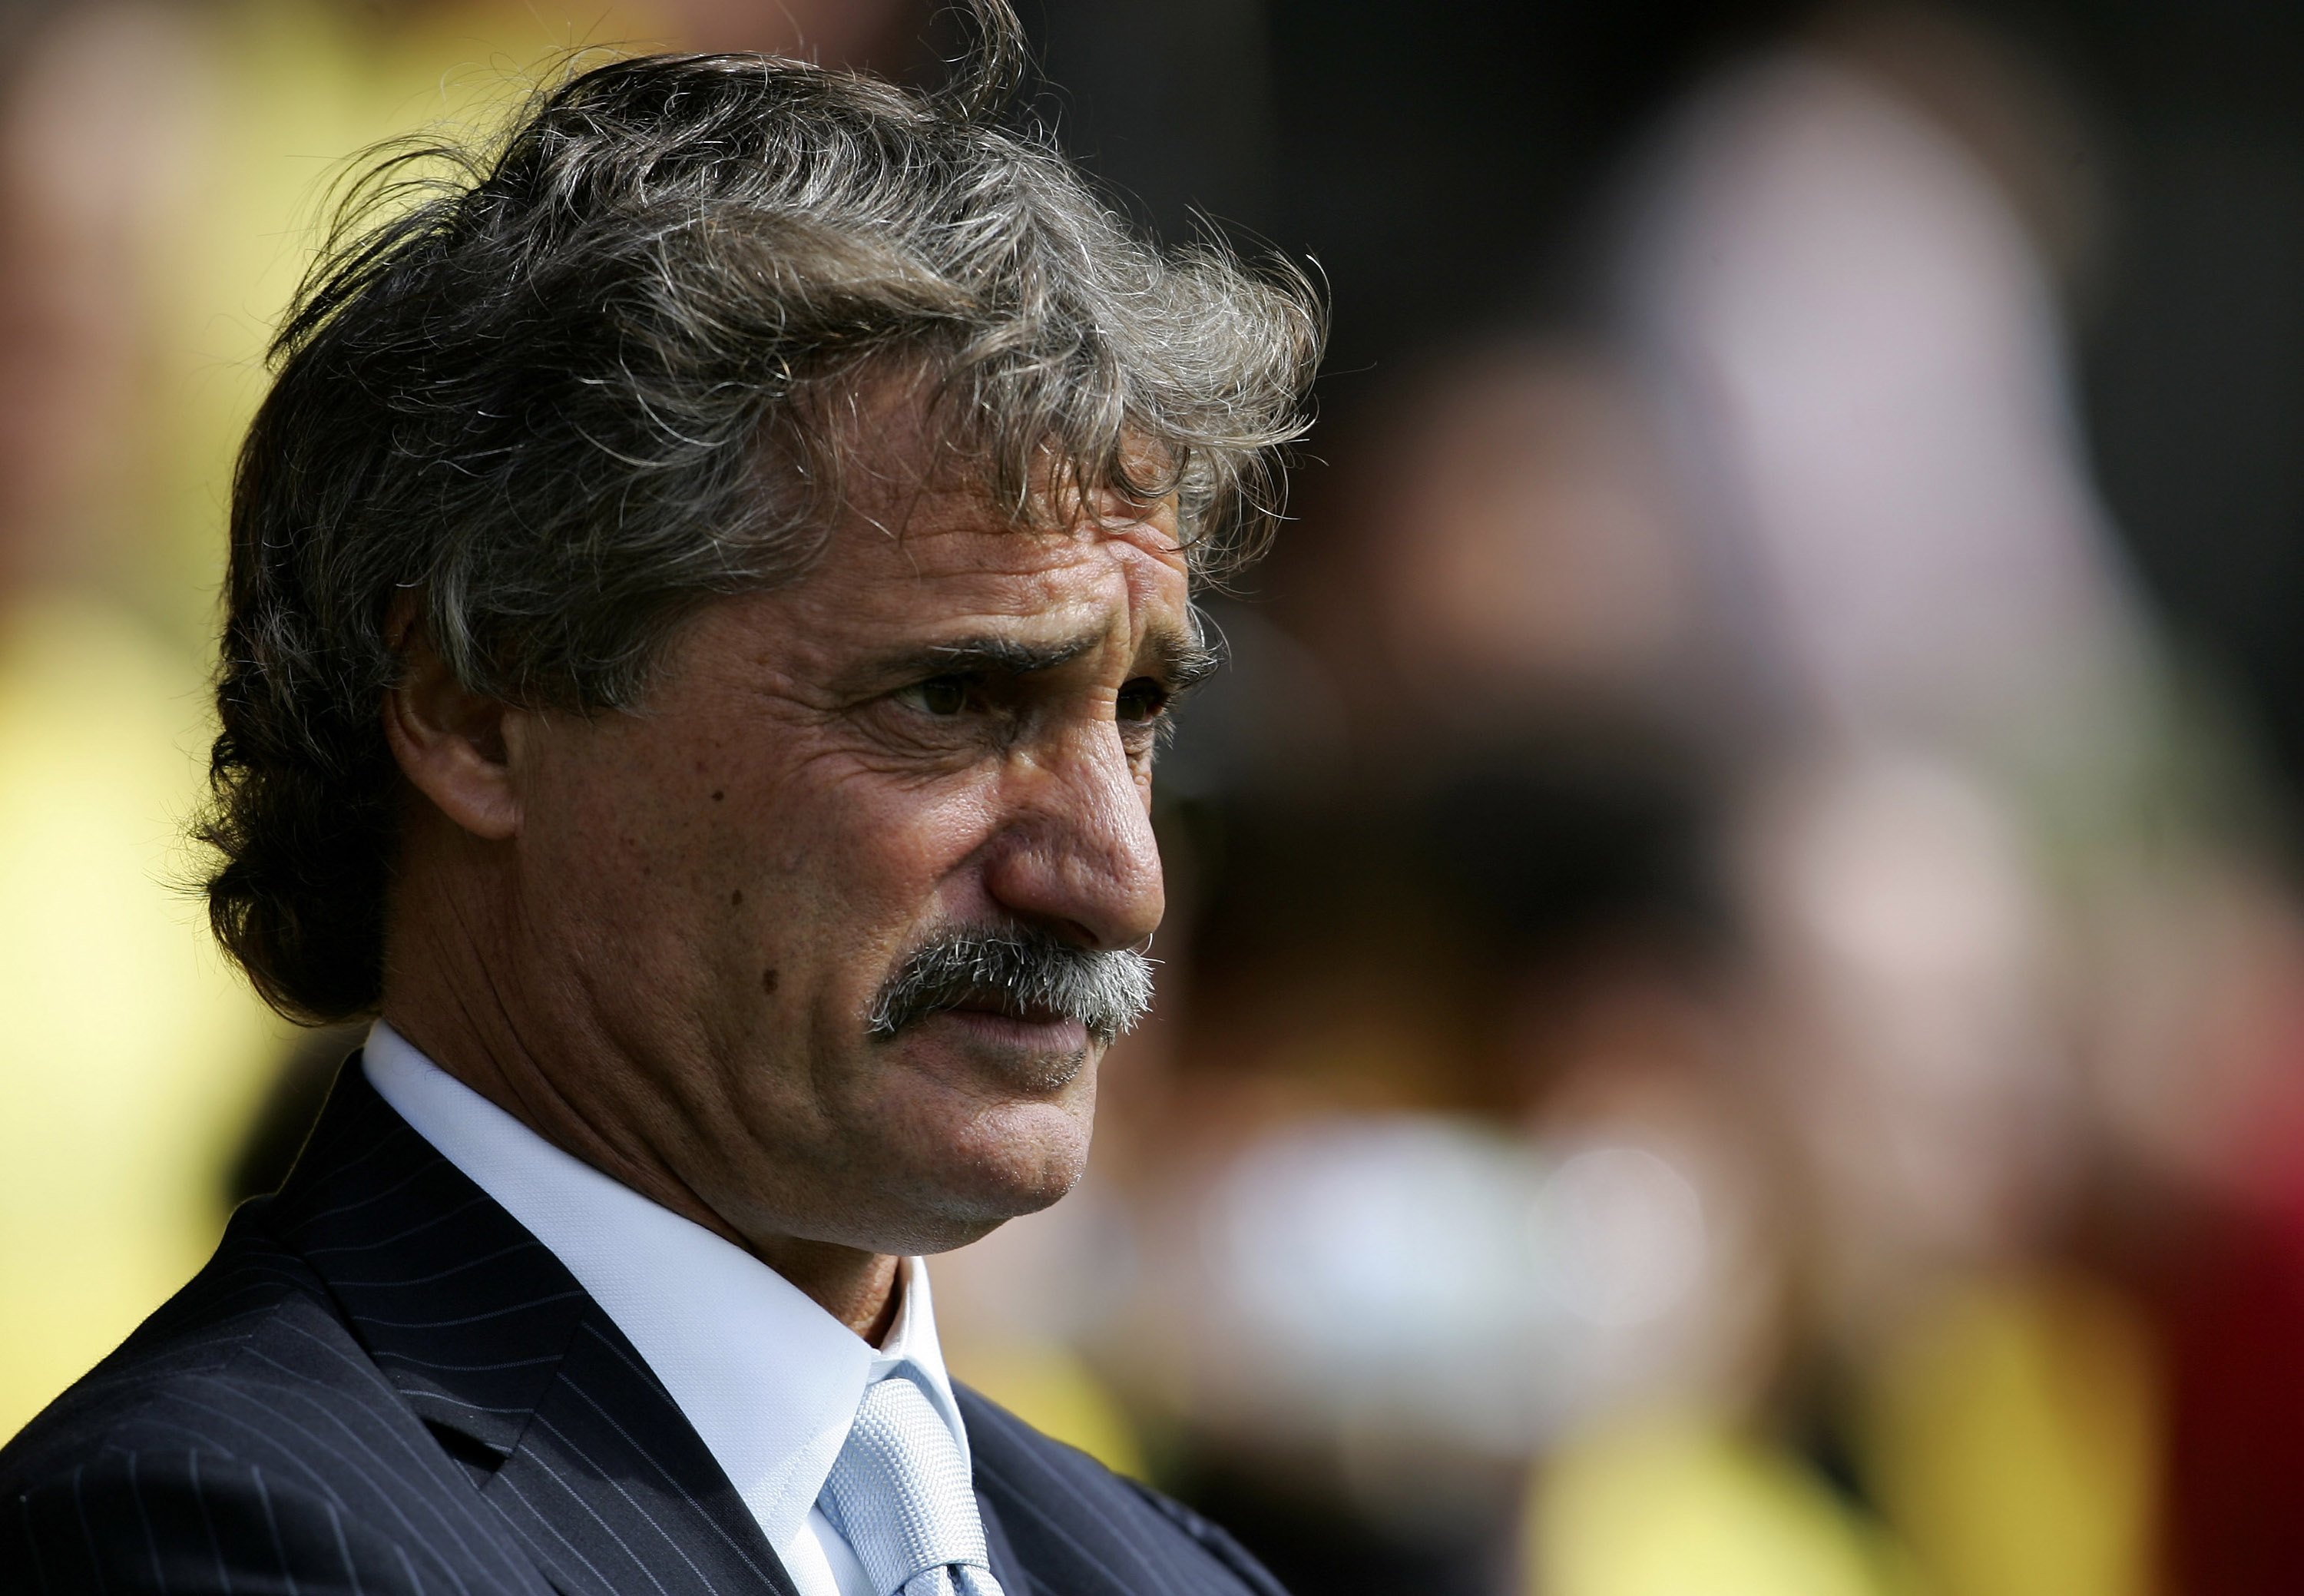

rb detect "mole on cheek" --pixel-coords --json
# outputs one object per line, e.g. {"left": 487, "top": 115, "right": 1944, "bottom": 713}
{"left": 730, "top": 889, "right": 743, "bottom": 906}
{"left": 711, "top": 790, "right": 725, "bottom": 802}
{"left": 760, "top": 966, "right": 780, "bottom": 995}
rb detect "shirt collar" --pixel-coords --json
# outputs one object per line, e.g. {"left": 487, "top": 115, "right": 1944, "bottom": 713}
{"left": 362, "top": 1020, "right": 967, "bottom": 1561}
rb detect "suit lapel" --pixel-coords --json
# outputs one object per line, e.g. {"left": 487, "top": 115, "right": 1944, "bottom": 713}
{"left": 266, "top": 1060, "right": 797, "bottom": 1596}
{"left": 960, "top": 1386, "right": 1289, "bottom": 1596}
{"left": 962, "top": 1389, "right": 1156, "bottom": 1596}
{"left": 976, "top": 1485, "right": 1032, "bottom": 1595}
{"left": 483, "top": 1305, "right": 799, "bottom": 1596}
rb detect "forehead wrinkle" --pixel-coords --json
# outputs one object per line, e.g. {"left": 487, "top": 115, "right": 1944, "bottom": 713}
{"left": 837, "top": 449, "right": 1183, "bottom": 585}
{"left": 807, "top": 497, "right": 1192, "bottom": 696}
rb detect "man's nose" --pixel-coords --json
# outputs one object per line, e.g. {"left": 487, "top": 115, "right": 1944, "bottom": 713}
{"left": 981, "top": 730, "right": 1164, "bottom": 952}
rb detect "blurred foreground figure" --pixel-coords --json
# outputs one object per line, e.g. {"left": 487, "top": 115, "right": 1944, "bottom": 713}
{"left": 0, "top": 9, "right": 1320, "bottom": 1594}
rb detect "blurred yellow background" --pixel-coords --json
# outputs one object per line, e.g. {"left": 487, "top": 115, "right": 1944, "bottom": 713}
{"left": 0, "top": 0, "right": 794, "bottom": 1451}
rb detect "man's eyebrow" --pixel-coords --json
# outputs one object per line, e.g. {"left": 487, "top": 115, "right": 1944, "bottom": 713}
{"left": 865, "top": 628, "right": 1221, "bottom": 690}
{"left": 1149, "top": 632, "right": 1221, "bottom": 694}
{"left": 880, "top": 633, "right": 1101, "bottom": 680}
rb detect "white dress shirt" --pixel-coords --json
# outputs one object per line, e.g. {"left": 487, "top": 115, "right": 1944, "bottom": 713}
{"left": 363, "top": 1021, "right": 969, "bottom": 1596}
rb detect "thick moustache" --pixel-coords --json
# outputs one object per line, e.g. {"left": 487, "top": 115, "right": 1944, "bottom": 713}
{"left": 864, "top": 924, "right": 1155, "bottom": 1045}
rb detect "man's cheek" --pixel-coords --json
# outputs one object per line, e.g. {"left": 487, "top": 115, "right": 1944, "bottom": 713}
{"left": 822, "top": 776, "right": 1004, "bottom": 886}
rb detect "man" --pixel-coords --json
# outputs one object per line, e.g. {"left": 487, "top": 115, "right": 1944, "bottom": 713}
{"left": 0, "top": 11, "right": 1320, "bottom": 1592}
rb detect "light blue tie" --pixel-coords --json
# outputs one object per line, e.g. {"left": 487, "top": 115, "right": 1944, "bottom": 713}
{"left": 817, "top": 1372, "right": 1006, "bottom": 1596}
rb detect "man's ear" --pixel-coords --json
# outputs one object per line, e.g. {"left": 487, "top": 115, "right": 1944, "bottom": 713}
{"left": 381, "top": 601, "right": 524, "bottom": 842}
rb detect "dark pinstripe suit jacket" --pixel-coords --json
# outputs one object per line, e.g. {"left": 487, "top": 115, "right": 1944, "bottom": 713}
{"left": 0, "top": 1063, "right": 1285, "bottom": 1596}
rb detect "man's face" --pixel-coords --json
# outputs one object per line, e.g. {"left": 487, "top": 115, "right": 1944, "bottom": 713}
{"left": 489, "top": 428, "right": 1198, "bottom": 1259}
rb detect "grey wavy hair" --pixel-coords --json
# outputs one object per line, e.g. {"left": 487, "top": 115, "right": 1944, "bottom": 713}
{"left": 198, "top": 9, "right": 1323, "bottom": 1024}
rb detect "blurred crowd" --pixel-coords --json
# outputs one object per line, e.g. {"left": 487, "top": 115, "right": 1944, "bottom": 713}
{"left": 5, "top": 3, "right": 2304, "bottom": 1595}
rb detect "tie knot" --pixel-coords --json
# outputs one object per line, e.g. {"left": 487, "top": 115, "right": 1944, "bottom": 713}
{"left": 819, "top": 1373, "right": 992, "bottom": 1596}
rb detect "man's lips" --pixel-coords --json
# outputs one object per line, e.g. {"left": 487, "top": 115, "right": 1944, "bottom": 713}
{"left": 923, "top": 1000, "right": 1088, "bottom": 1049}
{"left": 946, "top": 993, "right": 1064, "bottom": 1024}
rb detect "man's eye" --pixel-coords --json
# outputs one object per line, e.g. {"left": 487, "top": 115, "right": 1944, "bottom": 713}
{"left": 1116, "top": 679, "right": 1168, "bottom": 723}
{"left": 901, "top": 677, "right": 971, "bottom": 717}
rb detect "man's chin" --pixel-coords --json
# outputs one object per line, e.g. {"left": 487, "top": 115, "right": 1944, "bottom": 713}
{"left": 875, "top": 1068, "right": 1097, "bottom": 1249}
{"left": 938, "top": 1141, "right": 1085, "bottom": 1240}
